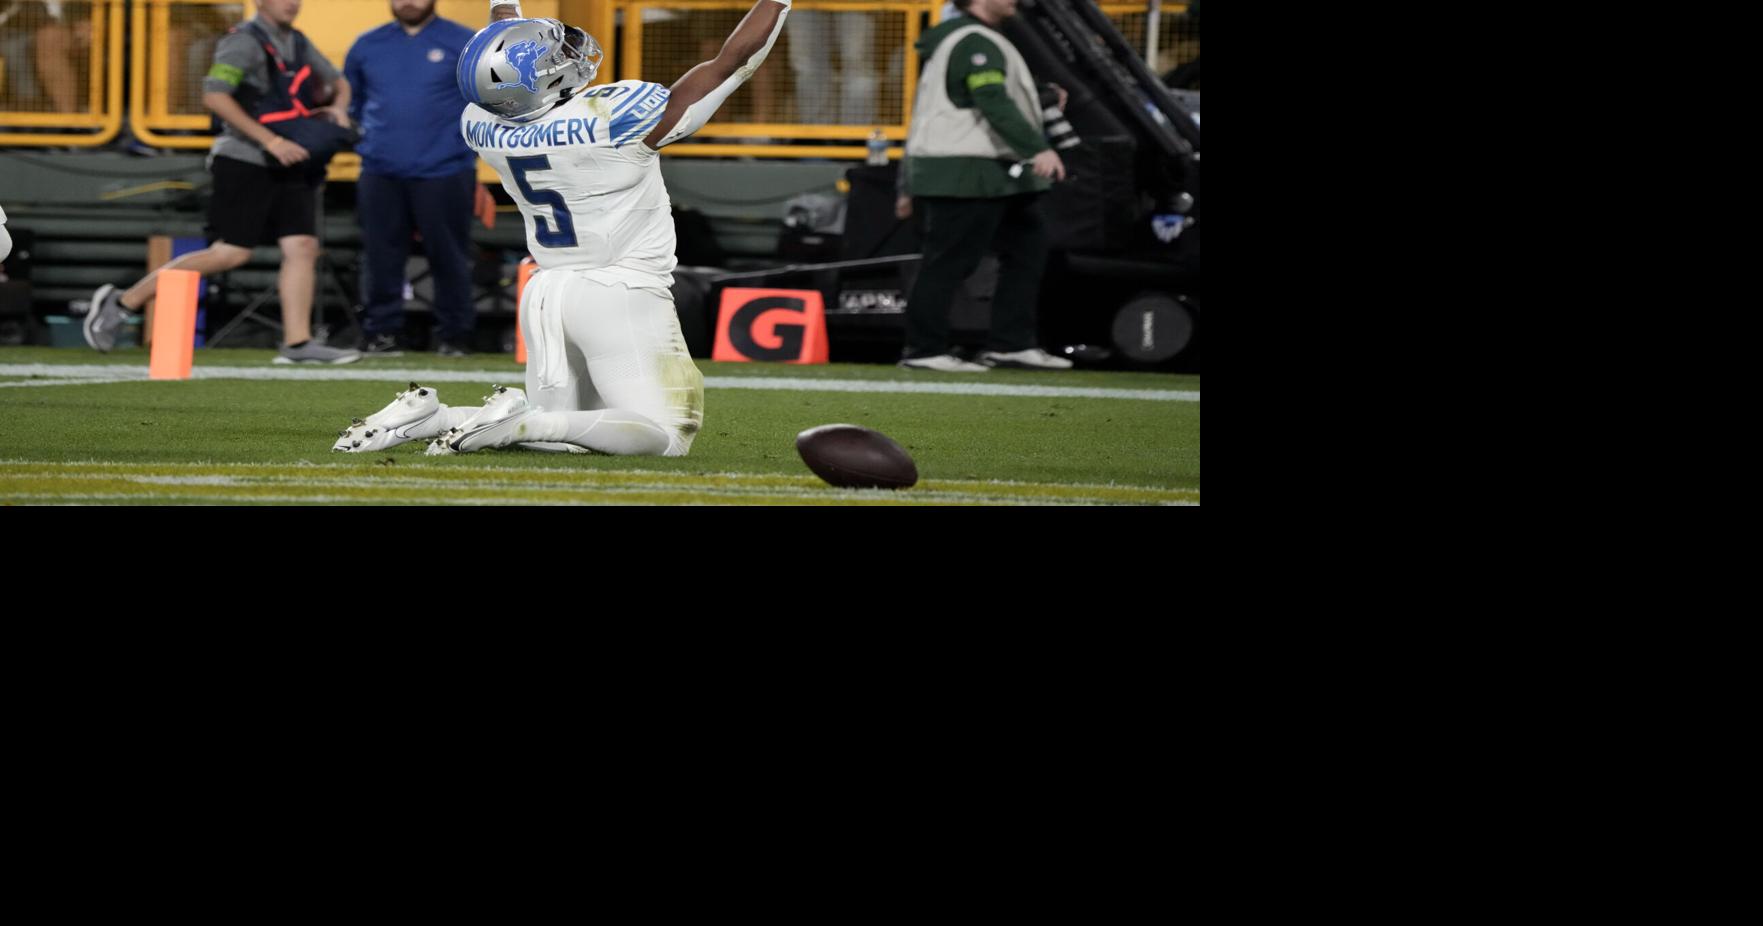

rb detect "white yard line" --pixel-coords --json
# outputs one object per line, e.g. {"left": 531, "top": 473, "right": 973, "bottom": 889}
{"left": 0, "top": 363, "right": 1198, "bottom": 402}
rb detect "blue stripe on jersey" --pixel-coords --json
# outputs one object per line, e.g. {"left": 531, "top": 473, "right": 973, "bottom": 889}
{"left": 608, "top": 84, "right": 668, "bottom": 145}
{"left": 609, "top": 81, "right": 660, "bottom": 120}
{"left": 613, "top": 108, "right": 665, "bottom": 148}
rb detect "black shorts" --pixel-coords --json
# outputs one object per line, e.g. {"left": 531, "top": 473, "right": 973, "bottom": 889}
{"left": 207, "top": 155, "right": 320, "bottom": 248}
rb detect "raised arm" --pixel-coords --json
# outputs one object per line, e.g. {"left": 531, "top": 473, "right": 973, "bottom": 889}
{"left": 643, "top": 0, "right": 790, "bottom": 150}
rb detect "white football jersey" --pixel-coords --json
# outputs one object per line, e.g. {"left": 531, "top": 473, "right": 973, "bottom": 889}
{"left": 462, "top": 80, "right": 676, "bottom": 287}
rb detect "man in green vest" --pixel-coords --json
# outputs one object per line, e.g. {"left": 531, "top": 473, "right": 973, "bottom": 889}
{"left": 897, "top": 0, "right": 1071, "bottom": 372}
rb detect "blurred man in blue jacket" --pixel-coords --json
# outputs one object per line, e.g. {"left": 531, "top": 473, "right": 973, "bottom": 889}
{"left": 346, "top": 0, "right": 482, "bottom": 356}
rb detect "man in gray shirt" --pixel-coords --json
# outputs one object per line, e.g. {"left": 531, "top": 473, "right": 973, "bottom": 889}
{"left": 84, "top": 0, "right": 359, "bottom": 363}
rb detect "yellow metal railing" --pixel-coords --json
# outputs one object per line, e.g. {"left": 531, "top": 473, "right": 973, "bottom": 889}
{"left": 621, "top": 0, "right": 1189, "bottom": 160}
{"left": 129, "top": 0, "right": 241, "bottom": 147}
{"left": 3, "top": 0, "right": 1190, "bottom": 159}
{"left": 1099, "top": 1, "right": 1195, "bottom": 77}
{"left": 620, "top": 0, "right": 922, "bottom": 159}
{"left": 0, "top": 0, "right": 125, "bottom": 145}
{"left": 129, "top": 0, "right": 562, "bottom": 143}
{"left": 124, "top": 0, "right": 560, "bottom": 178}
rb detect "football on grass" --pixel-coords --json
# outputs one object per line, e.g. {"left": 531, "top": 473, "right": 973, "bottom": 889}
{"left": 795, "top": 424, "right": 918, "bottom": 490}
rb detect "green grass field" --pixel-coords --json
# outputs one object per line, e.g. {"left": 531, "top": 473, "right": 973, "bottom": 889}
{"left": 0, "top": 346, "right": 1199, "bottom": 505}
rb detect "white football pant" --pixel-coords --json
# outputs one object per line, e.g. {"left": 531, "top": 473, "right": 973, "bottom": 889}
{"left": 512, "top": 270, "right": 705, "bottom": 456}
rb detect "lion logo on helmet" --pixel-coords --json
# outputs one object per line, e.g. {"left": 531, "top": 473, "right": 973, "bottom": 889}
{"left": 494, "top": 39, "right": 549, "bottom": 92}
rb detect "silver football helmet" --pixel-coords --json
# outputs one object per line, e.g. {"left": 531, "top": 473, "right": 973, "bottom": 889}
{"left": 457, "top": 18, "right": 604, "bottom": 122}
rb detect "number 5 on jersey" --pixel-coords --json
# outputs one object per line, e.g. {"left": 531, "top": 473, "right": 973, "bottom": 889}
{"left": 506, "top": 155, "right": 579, "bottom": 248}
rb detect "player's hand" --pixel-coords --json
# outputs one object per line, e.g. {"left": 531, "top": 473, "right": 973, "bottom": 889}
{"left": 320, "top": 106, "right": 351, "bottom": 130}
{"left": 895, "top": 194, "right": 912, "bottom": 220}
{"left": 1048, "top": 82, "right": 1068, "bottom": 111}
{"left": 1030, "top": 149, "right": 1066, "bottom": 181}
{"left": 265, "top": 136, "right": 311, "bottom": 166}
{"left": 489, "top": 0, "right": 523, "bottom": 21}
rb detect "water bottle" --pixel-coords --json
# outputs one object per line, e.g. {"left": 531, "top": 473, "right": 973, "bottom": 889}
{"left": 866, "top": 130, "right": 889, "bottom": 166}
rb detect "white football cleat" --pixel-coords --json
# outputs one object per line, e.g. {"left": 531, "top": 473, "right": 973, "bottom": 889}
{"left": 427, "top": 385, "right": 531, "bottom": 455}
{"left": 332, "top": 382, "right": 442, "bottom": 452}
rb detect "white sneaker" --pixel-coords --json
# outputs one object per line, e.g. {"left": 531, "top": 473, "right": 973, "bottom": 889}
{"left": 898, "top": 353, "right": 988, "bottom": 372}
{"left": 976, "top": 348, "right": 1074, "bottom": 370}
{"left": 426, "top": 385, "right": 531, "bottom": 455}
{"left": 332, "top": 382, "right": 441, "bottom": 452}
{"left": 84, "top": 284, "right": 133, "bottom": 353}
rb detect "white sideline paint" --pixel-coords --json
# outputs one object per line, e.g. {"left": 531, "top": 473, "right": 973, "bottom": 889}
{"left": 0, "top": 363, "right": 1199, "bottom": 402}
{"left": 6, "top": 477, "right": 1189, "bottom": 506}
{"left": 0, "top": 376, "right": 147, "bottom": 389}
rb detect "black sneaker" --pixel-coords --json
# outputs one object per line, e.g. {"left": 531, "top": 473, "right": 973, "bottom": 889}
{"left": 359, "top": 333, "right": 404, "bottom": 357}
{"left": 435, "top": 342, "right": 470, "bottom": 358}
